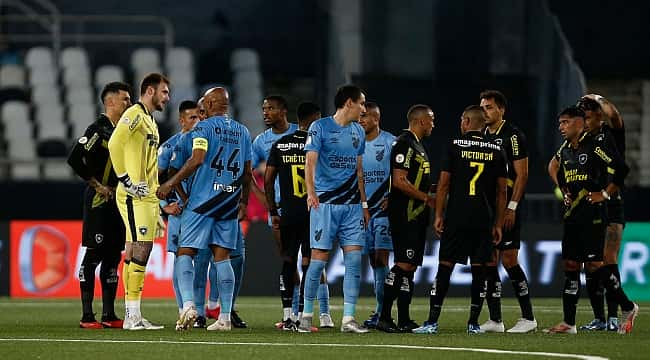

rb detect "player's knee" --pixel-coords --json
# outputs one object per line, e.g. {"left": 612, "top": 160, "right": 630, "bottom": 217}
{"left": 501, "top": 251, "right": 519, "bottom": 268}
{"left": 585, "top": 261, "right": 602, "bottom": 273}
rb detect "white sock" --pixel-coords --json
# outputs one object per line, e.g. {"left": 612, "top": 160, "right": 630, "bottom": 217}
{"left": 283, "top": 308, "right": 292, "bottom": 321}
{"left": 219, "top": 312, "right": 231, "bottom": 322}
{"left": 208, "top": 300, "right": 219, "bottom": 309}
{"left": 182, "top": 301, "right": 195, "bottom": 310}
{"left": 342, "top": 315, "right": 354, "bottom": 324}
{"left": 125, "top": 299, "right": 141, "bottom": 318}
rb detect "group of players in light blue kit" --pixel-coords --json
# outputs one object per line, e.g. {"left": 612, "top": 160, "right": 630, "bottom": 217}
{"left": 154, "top": 84, "right": 402, "bottom": 333}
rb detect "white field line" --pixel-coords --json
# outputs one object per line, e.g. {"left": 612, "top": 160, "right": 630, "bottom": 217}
{"left": 0, "top": 338, "right": 608, "bottom": 360}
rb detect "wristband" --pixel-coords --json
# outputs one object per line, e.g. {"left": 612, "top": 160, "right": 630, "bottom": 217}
{"left": 361, "top": 201, "right": 368, "bottom": 209}
{"left": 507, "top": 200, "right": 518, "bottom": 211}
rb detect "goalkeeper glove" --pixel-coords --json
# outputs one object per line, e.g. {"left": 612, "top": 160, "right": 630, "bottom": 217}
{"left": 117, "top": 173, "right": 149, "bottom": 199}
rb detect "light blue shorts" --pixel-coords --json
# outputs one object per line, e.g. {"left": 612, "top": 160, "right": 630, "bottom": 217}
{"left": 364, "top": 216, "right": 393, "bottom": 254}
{"left": 309, "top": 203, "right": 365, "bottom": 250}
{"left": 166, "top": 214, "right": 181, "bottom": 253}
{"left": 180, "top": 210, "right": 238, "bottom": 251}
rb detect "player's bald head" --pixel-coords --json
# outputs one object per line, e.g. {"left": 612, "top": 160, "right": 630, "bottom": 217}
{"left": 203, "top": 87, "right": 229, "bottom": 116}
{"left": 462, "top": 105, "right": 487, "bottom": 129}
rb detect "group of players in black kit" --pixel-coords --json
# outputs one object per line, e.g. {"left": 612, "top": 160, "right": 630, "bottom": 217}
{"left": 69, "top": 80, "right": 639, "bottom": 335}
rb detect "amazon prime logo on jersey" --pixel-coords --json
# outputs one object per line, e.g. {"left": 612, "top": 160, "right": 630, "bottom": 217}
{"left": 352, "top": 133, "right": 360, "bottom": 148}
{"left": 579, "top": 153, "right": 588, "bottom": 165}
{"left": 376, "top": 148, "right": 385, "bottom": 161}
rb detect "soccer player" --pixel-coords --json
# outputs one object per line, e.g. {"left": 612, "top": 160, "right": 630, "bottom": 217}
{"left": 298, "top": 84, "right": 370, "bottom": 333}
{"left": 157, "top": 100, "right": 200, "bottom": 324}
{"left": 480, "top": 90, "right": 536, "bottom": 333}
{"left": 68, "top": 81, "right": 132, "bottom": 329}
{"left": 375, "top": 104, "right": 433, "bottom": 333}
{"left": 357, "top": 102, "right": 396, "bottom": 329}
{"left": 108, "top": 73, "right": 169, "bottom": 330}
{"left": 157, "top": 87, "right": 252, "bottom": 332}
{"left": 265, "top": 101, "right": 322, "bottom": 331}
{"left": 413, "top": 105, "right": 507, "bottom": 335}
{"left": 545, "top": 106, "right": 638, "bottom": 334}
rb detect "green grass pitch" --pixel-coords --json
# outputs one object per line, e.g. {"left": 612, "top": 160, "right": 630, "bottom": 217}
{"left": 0, "top": 297, "right": 648, "bottom": 359}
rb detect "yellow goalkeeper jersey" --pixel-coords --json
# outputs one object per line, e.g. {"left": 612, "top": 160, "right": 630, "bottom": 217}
{"left": 108, "top": 102, "right": 160, "bottom": 202}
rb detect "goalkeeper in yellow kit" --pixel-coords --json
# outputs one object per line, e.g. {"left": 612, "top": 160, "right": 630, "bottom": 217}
{"left": 108, "top": 73, "right": 170, "bottom": 330}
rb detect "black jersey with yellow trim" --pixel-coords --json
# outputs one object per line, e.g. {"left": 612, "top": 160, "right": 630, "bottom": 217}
{"left": 484, "top": 120, "right": 528, "bottom": 190}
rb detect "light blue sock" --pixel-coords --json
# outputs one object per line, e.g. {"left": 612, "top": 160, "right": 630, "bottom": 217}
{"left": 193, "top": 249, "right": 211, "bottom": 316}
{"left": 318, "top": 281, "right": 330, "bottom": 314}
{"left": 303, "top": 260, "right": 326, "bottom": 315}
{"left": 208, "top": 260, "right": 219, "bottom": 303}
{"left": 176, "top": 254, "right": 195, "bottom": 305}
{"left": 374, "top": 265, "right": 389, "bottom": 314}
{"left": 214, "top": 259, "right": 235, "bottom": 314}
{"left": 343, "top": 250, "right": 362, "bottom": 317}
{"left": 230, "top": 255, "right": 245, "bottom": 309}
{"left": 172, "top": 255, "right": 183, "bottom": 310}
{"left": 292, "top": 285, "right": 300, "bottom": 316}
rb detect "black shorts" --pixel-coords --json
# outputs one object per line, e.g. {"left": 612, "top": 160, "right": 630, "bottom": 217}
{"left": 390, "top": 215, "right": 427, "bottom": 266}
{"left": 496, "top": 210, "right": 521, "bottom": 250}
{"left": 439, "top": 226, "right": 493, "bottom": 265}
{"left": 607, "top": 195, "right": 625, "bottom": 226}
{"left": 280, "top": 218, "right": 310, "bottom": 259}
{"left": 82, "top": 189, "right": 125, "bottom": 251}
{"left": 562, "top": 222, "right": 606, "bottom": 262}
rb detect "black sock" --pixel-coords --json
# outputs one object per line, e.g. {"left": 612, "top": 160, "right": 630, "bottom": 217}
{"left": 605, "top": 264, "right": 620, "bottom": 318}
{"left": 585, "top": 270, "right": 605, "bottom": 321}
{"left": 468, "top": 266, "right": 486, "bottom": 325}
{"left": 397, "top": 271, "right": 415, "bottom": 325}
{"left": 79, "top": 249, "right": 99, "bottom": 321}
{"left": 280, "top": 260, "right": 296, "bottom": 310}
{"left": 599, "top": 265, "right": 634, "bottom": 312}
{"left": 100, "top": 252, "right": 120, "bottom": 319}
{"left": 562, "top": 270, "right": 580, "bottom": 326}
{"left": 428, "top": 264, "right": 453, "bottom": 323}
{"left": 380, "top": 266, "right": 403, "bottom": 321}
{"left": 505, "top": 265, "right": 534, "bottom": 320}
{"left": 485, "top": 266, "right": 502, "bottom": 322}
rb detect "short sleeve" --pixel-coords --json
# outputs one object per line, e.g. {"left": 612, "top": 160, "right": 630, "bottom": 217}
{"left": 304, "top": 121, "right": 321, "bottom": 152}
{"left": 267, "top": 141, "right": 280, "bottom": 167}
{"left": 157, "top": 141, "right": 174, "bottom": 170}
{"left": 242, "top": 127, "right": 253, "bottom": 162}
{"left": 510, "top": 129, "right": 528, "bottom": 160}
{"left": 495, "top": 150, "right": 508, "bottom": 178}
{"left": 251, "top": 135, "right": 265, "bottom": 168}
{"left": 356, "top": 124, "right": 365, "bottom": 156}
{"left": 439, "top": 142, "right": 454, "bottom": 173}
{"left": 391, "top": 139, "right": 412, "bottom": 171}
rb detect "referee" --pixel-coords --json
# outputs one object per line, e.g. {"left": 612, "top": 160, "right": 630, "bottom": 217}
{"left": 376, "top": 104, "right": 435, "bottom": 333}
{"left": 68, "top": 81, "right": 132, "bottom": 329}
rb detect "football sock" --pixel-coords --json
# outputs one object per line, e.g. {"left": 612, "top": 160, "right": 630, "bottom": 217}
{"left": 231, "top": 254, "right": 245, "bottom": 308}
{"left": 599, "top": 265, "right": 634, "bottom": 312}
{"left": 176, "top": 255, "right": 194, "bottom": 305}
{"left": 171, "top": 256, "right": 182, "bottom": 311}
{"left": 122, "top": 259, "right": 130, "bottom": 301}
{"left": 342, "top": 250, "right": 362, "bottom": 318}
{"left": 374, "top": 265, "right": 388, "bottom": 315}
{"left": 99, "top": 253, "right": 120, "bottom": 319}
{"left": 318, "top": 275, "right": 330, "bottom": 314}
{"left": 468, "top": 265, "right": 486, "bottom": 325}
{"left": 396, "top": 271, "right": 415, "bottom": 324}
{"left": 280, "top": 260, "right": 296, "bottom": 309}
{"left": 214, "top": 259, "right": 235, "bottom": 316}
{"left": 380, "top": 265, "right": 402, "bottom": 320}
{"left": 193, "top": 250, "right": 210, "bottom": 316}
{"left": 605, "top": 264, "right": 620, "bottom": 318}
{"left": 562, "top": 270, "right": 580, "bottom": 326}
{"left": 428, "top": 264, "right": 452, "bottom": 323}
{"left": 505, "top": 265, "right": 535, "bottom": 320}
{"left": 303, "top": 259, "right": 326, "bottom": 316}
{"left": 79, "top": 249, "right": 99, "bottom": 318}
{"left": 208, "top": 261, "right": 219, "bottom": 304}
{"left": 126, "top": 259, "right": 146, "bottom": 302}
{"left": 485, "top": 265, "right": 502, "bottom": 322}
{"left": 585, "top": 269, "right": 605, "bottom": 321}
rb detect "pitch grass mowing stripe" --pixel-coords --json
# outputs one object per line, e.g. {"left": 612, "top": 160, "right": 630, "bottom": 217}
{"left": 0, "top": 338, "right": 609, "bottom": 360}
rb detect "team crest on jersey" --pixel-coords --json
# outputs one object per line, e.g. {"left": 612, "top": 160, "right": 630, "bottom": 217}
{"left": 494, "top": 138, "right": 503, "bottom": 146}
{"left": 78, "top": 136, "right": 88, "bottom": 144}
{"left": 139, "top": 226, "right": 148, "bottom": 235}
{"left": 352, "top": 133, "right": 360, "bottom": 148}
{"left": 95, "top": 233, "right": 104, "bottom": 244}
{"left": 596, "top": 133, "right": 604, "bottom": 142}
{"left": 578, "top": 153, "right": 588, "bottom": 165}
{"left": 406, "top": 249, "right": 415, "bottom": 259}
{"left": 395, "top": 154, "right": 405, "bottom": 163}
{"left": 376, "top": 148, "right": 385, "bottom": 161}
{"left": 314, "top": 229, "right": 323, "bottom": 242}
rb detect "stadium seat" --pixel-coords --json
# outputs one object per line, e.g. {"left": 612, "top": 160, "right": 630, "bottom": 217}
{"left": 170, "top": 85, "right": 197, "bottom": 106}
{"left": 1, "top": 101, "right": 31, "bottom": 136}
{"left": 28, "top": 67, "right": 57, "bottom": 87}
{"left": 31, "top": 84, "right": 61, "bottom": 106}
{"left": 230, "top": 48, "right": 260, "bottom": 71}
{"left": 4, "top": 103, "right": 39, "bottom": 180}
{"left": 0, "top": 64, "right": 26, "bottom": 89}
{"left": 35, "top": 104, "right": 67, "bottom": 140}
{"left": 25, "top": 47, "right": 55, "bottom": 69}
{"left": 65, "top": 86, "right": 94, "bottom": 106}
{"left": 168, "top": 67, "right": 195, "bottom": 87}
{"left": 233, "top": 70, "right": 263, "bottom": 88}
{"left": 165, "top": 47, "right": 193, "bottom": 70}
{"left": 95, "top": 65, "right": 125, "bottom": 87}
{"left": 62, "top": 66, "right": 92, "bottom": 87}
{"left": 60, "top": 47, "right": 89, "bottom": 70}
{"left": 68, "top": 103, "right": 97, "bottom": 137}
{"left": 43, "top": 159, "right": 73, "bottom": 180}
{"left": 131, "top": 48, "right": 161, "bottom": 73}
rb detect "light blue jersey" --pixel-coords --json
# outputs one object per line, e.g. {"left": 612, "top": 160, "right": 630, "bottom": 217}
{"left": 304, "top": 116, "right": 365, "bottom": 204}
{"left": 362, "top": 130, "right": 395, "bottom": 219}
{"left": 252, "top": 123, "right": 298, "bottom": 204}
{"left": 172, "top": 115, "right": 252, "bottom": 220}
